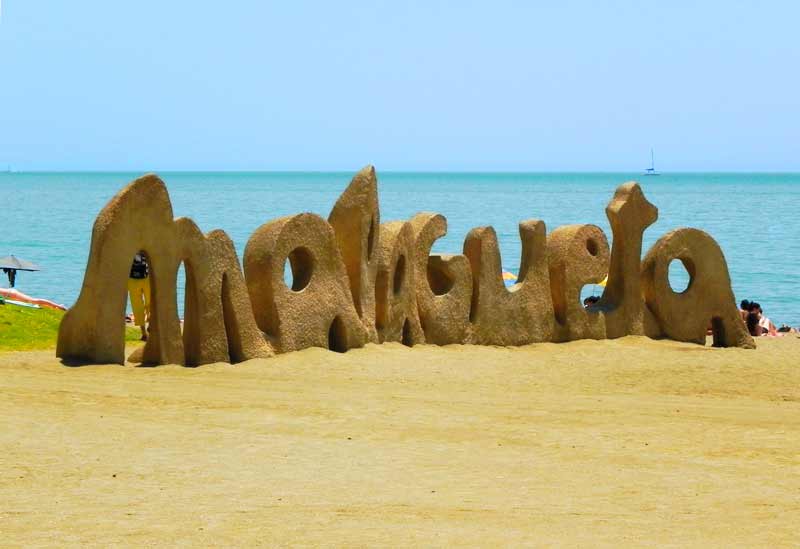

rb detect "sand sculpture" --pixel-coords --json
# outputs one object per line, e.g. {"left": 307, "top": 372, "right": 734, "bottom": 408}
{"left": 328, "top": 166, "right": 381, "bottom": 342}
{"left": 56, "top": 174, "right": 271, "bottom": 366}
{"left": 595, "top": 182, "right": 660, "bottom": 339}
{"left": 57, "top": 167, "right": 754, "bottom": 366}
{"left": 243, "top": 213, "right": 367, "bottom": 353}
{"left": 547, "top": 224, "right": 610, "bottom": 341}
{"left": 641, "top": 228, "right": 754, "bottom": 348}
{"left": 463, "top": 222, "right": 554, "bottom": 345}
{"left": 374, "top": 221, "right": 425, "bottom": 345}
{"left": 409, "top": 213, "right": 472, "bottom": 345}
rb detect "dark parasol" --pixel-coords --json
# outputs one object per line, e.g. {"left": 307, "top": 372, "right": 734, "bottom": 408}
{"left": 0, "top": 255, "right": 41, "bottom": 288}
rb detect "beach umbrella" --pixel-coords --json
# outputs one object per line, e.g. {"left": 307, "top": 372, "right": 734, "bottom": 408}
{"left": 0, "top": 255, "right": 40, "bottom": 288}
{"left": 502, "top": 270, "right": 517, "bottom": 287}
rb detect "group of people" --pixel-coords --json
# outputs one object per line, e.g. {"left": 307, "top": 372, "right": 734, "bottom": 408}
{"left": 740, "top": 299, "right": 796, "bottom": 337}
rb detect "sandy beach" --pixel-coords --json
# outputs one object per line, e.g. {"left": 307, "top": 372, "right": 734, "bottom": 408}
{"left": 1, "top": 336, "right": 799, "bottom": 546}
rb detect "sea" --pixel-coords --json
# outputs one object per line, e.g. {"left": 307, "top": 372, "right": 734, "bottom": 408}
{"left": 1, "top": 172, "right": 798, "bottom": 327}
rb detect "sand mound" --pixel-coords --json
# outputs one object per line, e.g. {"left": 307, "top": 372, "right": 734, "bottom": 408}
{"left": 1, "top": 337, "right": 799, "bottom": 546}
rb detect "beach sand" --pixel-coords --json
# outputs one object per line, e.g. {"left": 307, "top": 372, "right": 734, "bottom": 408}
{"left": 2, "top": 336, "right": 799, "bottom": 547}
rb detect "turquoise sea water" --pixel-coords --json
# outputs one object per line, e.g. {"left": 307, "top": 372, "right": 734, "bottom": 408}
{"left": 1, "top": 172, "right": 798, "bottom": 327}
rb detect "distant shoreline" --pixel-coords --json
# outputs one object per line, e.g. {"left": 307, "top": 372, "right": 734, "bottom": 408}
{"left": 4, "top": 170, "right": 800, "bottom": 175}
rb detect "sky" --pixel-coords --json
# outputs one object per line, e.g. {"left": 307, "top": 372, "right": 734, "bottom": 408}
{"left": 0, "top": 1, "right": 798, "bottom": 171}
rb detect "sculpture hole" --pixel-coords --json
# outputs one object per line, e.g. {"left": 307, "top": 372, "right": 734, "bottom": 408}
{"left": 284, "top": 247, "right": 314, "bottom": 292}
{"left": 427, "top": 256, "right": 454, "bottom": 296}
{"left": 586, "top": 238, "right": 599, "bottom": 257}
{"left": 710, "top": 316, "right": 725, "bottom": 347}
{"left": 221, "top": 272, "right": 245, "bottom": 362}
{"left": 668, "top": 258, "right": 692, "bottom": 293}
{"left": 401, "top": 318, "right": 413, "bottom": 347}
{"left": 367, "top": 217, "right": 376, "bottom": 261}
{"left": 328, "top": 316, "right": 348, "bottom": 353}
{"left": 180, "top": 260, "right": 200, "bottom": 364}
{"left": 393, "top": 255, "right": 406, "bottom": 295}
{"left": 375, "top": 269, "right": 389, "bottom": 331}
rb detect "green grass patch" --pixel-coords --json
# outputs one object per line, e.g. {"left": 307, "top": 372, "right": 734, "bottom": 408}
{"left": 0, "top": 304, "right": 142, "bottom": 352}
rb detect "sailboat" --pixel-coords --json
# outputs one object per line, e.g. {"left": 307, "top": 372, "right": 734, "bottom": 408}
{"left": 644, "top": 149, "right": 659, "bottom": 176}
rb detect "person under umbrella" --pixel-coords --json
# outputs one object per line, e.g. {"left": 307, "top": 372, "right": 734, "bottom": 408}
{"left": 2, "top": 268, "right": 15, "bottom": 287}
{"left": 0, "top": 255, "right": 41, "bottom": 288}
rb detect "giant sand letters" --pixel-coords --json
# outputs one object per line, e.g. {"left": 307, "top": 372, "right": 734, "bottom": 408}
{"left": 56, "top": 174, "right": 271, "bottom": 365}
{"left": 328, "top": 167, "right": 381, "bottom": 342}
{"left": 547, "top": 224, "right": 610, "bottom": 342}
{"left": 463, "top": 221, "right": 554, "bottom": 345}
{"left": 243, "top": 213, "right": 367, "bottom": 353}
{"left": 409, "top": 213, "right": 472, "bottom": 345}
{"left": 57, "top": 169, "right": 754, "bottom": 365}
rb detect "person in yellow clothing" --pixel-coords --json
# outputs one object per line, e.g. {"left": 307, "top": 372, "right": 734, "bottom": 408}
{"left": 128, "top": 252, "right": 150, "bottom": 340}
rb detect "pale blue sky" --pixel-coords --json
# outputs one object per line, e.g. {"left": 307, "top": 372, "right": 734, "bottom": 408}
{"left": 0, "top": 1, "right": 798, "bottom": 171}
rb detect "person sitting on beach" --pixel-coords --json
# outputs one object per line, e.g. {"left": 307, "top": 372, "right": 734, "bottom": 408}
{"left": 745, "top": 312, "right": 762, "bottom": 337}
{"left": 739, "top": 299, "right": 751, "bottom": 323}
{"left": 750, "top": 302, "right": 777, "bottom": 336}
{"left": 128, "top": 252, "right": 151, "bottom": 341}
{"left": 583, "top": 295, "right": 600, "bottom": 308}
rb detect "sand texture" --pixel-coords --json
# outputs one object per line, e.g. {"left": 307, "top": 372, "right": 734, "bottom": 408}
{"left": 2, "top": 337, "right": 799, "bottom": 547}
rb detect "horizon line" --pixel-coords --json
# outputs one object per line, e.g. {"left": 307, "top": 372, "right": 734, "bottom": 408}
{"left": 3, "top": 168, "right": 800, "bottom": 175}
